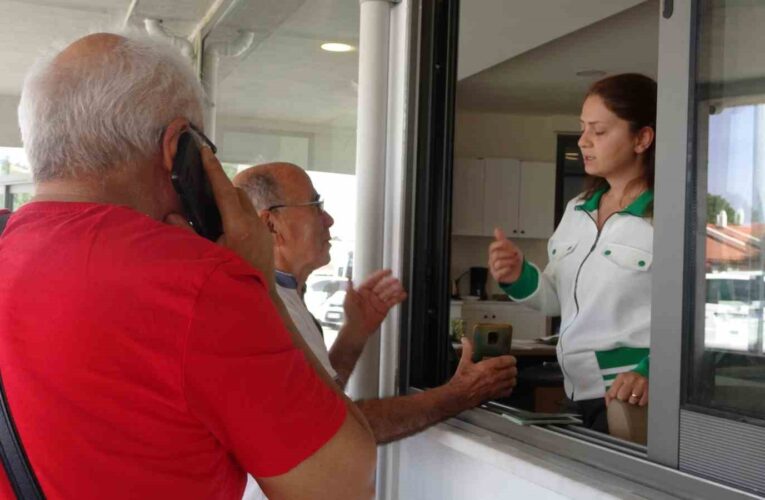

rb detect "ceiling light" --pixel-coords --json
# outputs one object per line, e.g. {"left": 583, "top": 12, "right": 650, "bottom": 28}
{"left": 321, "top": 42, "right": 354, "bottom": 53}
{"left": 576, "top": 70, "right": 606, "bottom": 78}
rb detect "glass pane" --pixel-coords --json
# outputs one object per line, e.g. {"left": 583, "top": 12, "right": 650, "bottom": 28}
{"left": 0, "top": 147, "right": 33, "bottom": 211}
{"left": 689, "top": 0, "right": 765, "bottom": 421}
{"left": 10, "top": 190, "right": 33, "bottom": 211}
{"left": 206, "top": 2, "right": 358, "bottom": 351}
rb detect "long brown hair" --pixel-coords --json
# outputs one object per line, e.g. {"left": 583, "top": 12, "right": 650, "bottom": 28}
{"left": 580, "top": 73, "right": 657, "bottom": 201}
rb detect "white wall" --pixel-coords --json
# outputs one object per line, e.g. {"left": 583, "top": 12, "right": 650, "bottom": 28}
{"left": 396, "top": 423, "right": 676, "bottom": 500}
{"left": 451, "top": 112, "right": 579, "bottom": 296}
{"left": 0, "top": 95, "right": 21, "bottom": 147}
{"left": 217, "top": 114, "right": 356, "bottom": 174}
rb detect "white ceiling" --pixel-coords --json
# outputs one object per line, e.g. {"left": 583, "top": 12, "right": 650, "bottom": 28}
{"left": 211, "top": 0, "right": 360, "bottom": 127}
{"left": 0, "top": 0, "right": 214, "bottom": 96}
{"left": 457, "top": 0, "right": 660, "bottom": 115}
{"left": 457, "top": 0, "right": 646, "bottom": 80}
{"left": 0, "top": 0, "right": 661, "bottom": 130}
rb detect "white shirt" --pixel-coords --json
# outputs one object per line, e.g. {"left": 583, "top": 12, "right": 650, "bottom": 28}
{"left": 274, "top": 276, "right": 338, "bottom": 380}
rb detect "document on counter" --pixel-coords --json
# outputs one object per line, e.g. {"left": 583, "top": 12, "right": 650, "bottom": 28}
{"left": 481, "top": 401, "right": 581, "bottom": 426}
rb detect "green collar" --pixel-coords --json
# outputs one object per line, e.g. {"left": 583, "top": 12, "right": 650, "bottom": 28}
{"left": 575, "top": 187, "right": 653, "bottom": 217}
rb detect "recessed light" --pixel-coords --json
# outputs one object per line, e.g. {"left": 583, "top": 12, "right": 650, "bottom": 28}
{"left": 576, "top": 70, "right": 606, "bottom": 78}
{"left": 321, "top": 42, "right": 354, "bottom": 53}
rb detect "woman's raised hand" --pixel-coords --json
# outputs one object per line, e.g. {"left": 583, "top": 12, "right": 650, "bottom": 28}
{"left": 488, "top": 228, "right": 524, "bottom": 285}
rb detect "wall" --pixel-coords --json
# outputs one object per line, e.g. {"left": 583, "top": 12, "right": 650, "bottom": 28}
{"left": 395, "top": 423, "right": 676, "bottom": 500}
{"left": 217, "top": 114, "right": 356, "bottom": 175}
{"left": 451, "top": 111, "right": 579, "bottom": 296}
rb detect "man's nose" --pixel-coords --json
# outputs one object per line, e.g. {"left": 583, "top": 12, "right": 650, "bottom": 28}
{"left": 323, "top": 210, "right": 334, "bottom": 228}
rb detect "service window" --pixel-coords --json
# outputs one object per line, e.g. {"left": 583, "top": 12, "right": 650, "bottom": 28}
{"left": 403, "top": 0, "right": 764, "bottom": 497}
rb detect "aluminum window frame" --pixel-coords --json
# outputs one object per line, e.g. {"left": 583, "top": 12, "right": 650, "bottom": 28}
{"left": 674, "top": 0, "right": 765, "bottom": 494}
{"left": 401, "top": 0, "right": 763, "bottom": 497}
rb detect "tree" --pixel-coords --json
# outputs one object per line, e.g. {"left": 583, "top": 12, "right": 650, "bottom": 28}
{"left": 707, "top": 193, "right": 735, "bottom": 225}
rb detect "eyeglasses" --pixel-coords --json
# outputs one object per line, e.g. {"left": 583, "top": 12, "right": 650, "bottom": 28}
{"left": 188, "top": 123, "right": 217, "bottom": 154}
{"left": 267, "top": 198, "right": 325, "bottom": 214}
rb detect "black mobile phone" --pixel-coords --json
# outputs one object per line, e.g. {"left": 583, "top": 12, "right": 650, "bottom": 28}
{"left": 170, "top": 131, "right": 223, "bottom": 241}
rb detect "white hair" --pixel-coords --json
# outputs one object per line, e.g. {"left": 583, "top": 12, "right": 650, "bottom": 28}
{"left": 18, "top": 31, "right": 206, "bottom": 182}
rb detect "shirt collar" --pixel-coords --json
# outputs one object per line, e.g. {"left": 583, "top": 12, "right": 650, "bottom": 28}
{"left": 575, "top": 187, "right": 654, "bottom": 217}
{"left": 275, "top": 270, "right": 299, "bottom": 289}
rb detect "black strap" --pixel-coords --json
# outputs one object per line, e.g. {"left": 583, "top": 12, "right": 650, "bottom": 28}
{"left": 0, "top": 212, "right": 45, "bottom": 498}
{"left": 0, "top": 211, "right": 10, "bottom": 235}
{"left": 0, "top": 372, "right": 44, "bottom": 499}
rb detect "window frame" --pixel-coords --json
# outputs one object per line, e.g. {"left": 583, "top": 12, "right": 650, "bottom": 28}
{"left": 400, "top": 0, "right": 762, "bottom": 497}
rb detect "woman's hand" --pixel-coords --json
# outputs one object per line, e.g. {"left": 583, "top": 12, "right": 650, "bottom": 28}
{"left": 488, "top": 228, "right": 524, "bottom": 284}
{"left": 606, "top": 372, "right": 649, "bottom": 407}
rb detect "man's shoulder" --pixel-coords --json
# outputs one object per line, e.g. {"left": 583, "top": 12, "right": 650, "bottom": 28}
{"left": 14, "top": 201, "right": 257, "bottom": 279}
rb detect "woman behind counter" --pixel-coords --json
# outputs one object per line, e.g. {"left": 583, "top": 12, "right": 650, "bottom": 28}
{"left": 488, "top": 73, "right": 656, "bottom": 432}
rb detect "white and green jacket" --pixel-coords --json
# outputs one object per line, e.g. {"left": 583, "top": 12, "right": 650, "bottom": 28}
{"left": 501, "top": 189, "right": 653, "bottom": 401}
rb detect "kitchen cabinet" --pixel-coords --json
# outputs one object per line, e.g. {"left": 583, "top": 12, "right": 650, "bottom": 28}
{"left": 452, "top": 158, "right": 555, "bottom": 239}
{"left": 456, "top": 300, "right": 550, "bottom": 341}
{"left": 451, "top": 158, "right": 485, "bottom": 236}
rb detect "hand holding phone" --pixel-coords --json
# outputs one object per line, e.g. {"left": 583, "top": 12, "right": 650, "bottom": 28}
{"left": 171, "top": 126, "right": 223, "bottom": 241}
{"left": 191, "top": 143, "right": 276, "bottom": 288}
{"left": 471, "top": 323, "right": 513, "bottom": 363}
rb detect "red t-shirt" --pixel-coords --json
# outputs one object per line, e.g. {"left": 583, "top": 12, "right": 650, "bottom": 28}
{"left": 0, "top": 202, "right": 346, "bottom": 499}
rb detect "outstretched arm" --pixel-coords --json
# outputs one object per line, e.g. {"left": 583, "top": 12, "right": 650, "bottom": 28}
{"left": 357, "top": 338, "right": 518, "bottom": 444}
{"left": 329, "top": 269, "right": 407, "bottom": 387}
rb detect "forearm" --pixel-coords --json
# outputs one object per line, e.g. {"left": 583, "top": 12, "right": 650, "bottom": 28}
{"left": 356, "top": 384, "right": 468, "bottom": 444}
{"left": 500, "top": 261, "right": 560, "bottom": 316}
{"left": 328, "top": 325, "right": 366, "bottom": 388}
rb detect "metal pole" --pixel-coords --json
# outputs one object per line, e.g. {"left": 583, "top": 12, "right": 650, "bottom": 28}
{"left": 347, "top": 0, "right": 393, "bottom": 401}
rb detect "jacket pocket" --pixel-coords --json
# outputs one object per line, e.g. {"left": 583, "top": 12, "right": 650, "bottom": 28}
{"left": 601, "top": 242, "right": 652, "bottom": 271}
{"left": 549, "top": 240, "right": 578, "bottom": 262}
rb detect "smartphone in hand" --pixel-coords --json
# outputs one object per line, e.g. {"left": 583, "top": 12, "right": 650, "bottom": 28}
{"left": 171, "top": 127, "right": 223, "bottom": 241}
{"left": 471, "top": 323, "right": 513, "bottom": 363}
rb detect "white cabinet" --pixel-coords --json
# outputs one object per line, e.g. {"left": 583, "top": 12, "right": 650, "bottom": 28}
{"left": 460, "top": 301, "right": 549, "bottom": 341}
{"left": 517, "top": 161, "right": 556, "bottom": 239}
{"left": 482, "top": 158, "right": 520, "bottom": 236}
{"left": 452, "top": 158, "right": 555, "bottom": 239}
{"left": 451, "top": 158, "right": 485, "bottom": 236}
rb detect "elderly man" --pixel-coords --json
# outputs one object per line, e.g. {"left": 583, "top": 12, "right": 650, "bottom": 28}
{"left": 234, "top": 163, "right": 518, "bottom": 445}
{"left": 0, "top": 33, "right": 375, "bottom": 499}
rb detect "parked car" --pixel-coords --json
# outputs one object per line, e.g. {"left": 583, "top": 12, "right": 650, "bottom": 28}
{"left": 704, "top": 271, "right": 764, "bottom": 353}
{"left": 317, "top": 291, "right": 346, "bottom": 329}
{"left": 304, "top": 277, "right": 348, "bottom": 312}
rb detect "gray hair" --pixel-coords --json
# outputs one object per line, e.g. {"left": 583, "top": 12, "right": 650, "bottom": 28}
{"left": 235, "top": 169, "right": 283, "bottom": 211}
{"left": 18, "top": 32, "right": 206, "bottom": 182}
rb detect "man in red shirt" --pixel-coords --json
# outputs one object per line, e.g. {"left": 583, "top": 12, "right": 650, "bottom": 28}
{"left": 0, "top": 32, "right": 375, "bottom": 499}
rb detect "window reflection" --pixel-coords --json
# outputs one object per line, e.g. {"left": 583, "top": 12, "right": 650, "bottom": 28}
{"left": 691, "top": 0, "right": 765, "bottom": 420}
{"left": 206, "top": 1, "right": 359, "bottom": 350}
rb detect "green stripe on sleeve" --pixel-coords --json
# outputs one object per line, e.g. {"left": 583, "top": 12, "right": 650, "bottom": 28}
{"left": 595, "top": 347, "right": 650, "bottom": 370}
{"left": 632, "top": 356, "right": 650, "bottom": 378}
{"left": 499, "top": 259, "right": 539, "bottom": 300}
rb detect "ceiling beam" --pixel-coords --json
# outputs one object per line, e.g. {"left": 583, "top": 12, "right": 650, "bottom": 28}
{"left": 122, "top": 0, "right": 139, "bottom": 28}
{"left": 187, "top": 0, "right": 244, "bottom": 43}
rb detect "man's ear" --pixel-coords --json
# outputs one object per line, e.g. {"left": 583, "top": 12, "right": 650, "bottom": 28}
{"left": 160, "top": 117, "right": 190, "bottom": 174}
{"left": 259, "top": 211, "right": 278, "bottom": 235}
